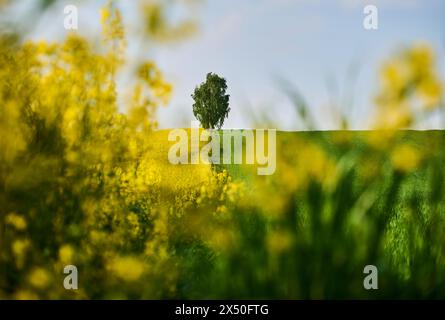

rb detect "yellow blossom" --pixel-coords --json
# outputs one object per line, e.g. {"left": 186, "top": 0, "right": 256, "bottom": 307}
{"left": 5, "top": 213, "right": 27, "bottom": 230}
{"left": 28, "top": 268, "right": 50, "bottom": 289}
{"left": 267, "top": 231, "right": 294, "bottom": 253}
{"left": 59, "top": 245, "right": 75, "bottom": 264}
{"left": 391, "top": 144, "right": 421, "bottom": 172}
{"left": 15, "top": 290, "right": 39, "bottom": 300}
{"left": 108, "top": 256, "right": 145, "bottom": 281}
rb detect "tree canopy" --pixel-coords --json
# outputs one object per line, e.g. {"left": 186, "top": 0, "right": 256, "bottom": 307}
{"left": 192, "top": 73, "right": 230, "bottom": 129}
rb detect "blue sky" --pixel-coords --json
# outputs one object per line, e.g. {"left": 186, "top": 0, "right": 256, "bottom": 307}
{"left": 20, "top": 0, "right": 445, "bottom": 130}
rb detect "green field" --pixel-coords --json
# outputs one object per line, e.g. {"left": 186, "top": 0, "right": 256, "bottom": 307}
{"left": 3, "top": 125, "right": 445, "bottom": 299}
{"left": 176, "top": 130, "right": 445, "bottom": 299}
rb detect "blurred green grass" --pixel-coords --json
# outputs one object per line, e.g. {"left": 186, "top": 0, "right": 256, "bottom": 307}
{"left": 173, "top": 129, "right": 445, "bottom": 299}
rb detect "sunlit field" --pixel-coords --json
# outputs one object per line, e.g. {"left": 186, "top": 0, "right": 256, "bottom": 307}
{"left": 1, "top": 1, "right": 445, "bottom": 300}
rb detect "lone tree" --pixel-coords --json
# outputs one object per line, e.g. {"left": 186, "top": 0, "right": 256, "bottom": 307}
{"left": 192, "top": 73, "right": 230, "bottom": 129}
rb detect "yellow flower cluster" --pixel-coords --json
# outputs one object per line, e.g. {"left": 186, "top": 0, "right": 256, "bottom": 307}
{"left": 5, "top": 213, "right": 27, "bottom": 231}
{"left": 375, "top": 44, "right": 443, "bottom": 130}
{"left": 0, "top": 2, "right": 238, "bottom": 299}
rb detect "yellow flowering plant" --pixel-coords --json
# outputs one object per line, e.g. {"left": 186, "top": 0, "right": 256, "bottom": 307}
{"left": 0, "top": 1, "right": 445, "bottom": 300}
{"left": 0, "top": 2, "right": 237, "bottom": 299}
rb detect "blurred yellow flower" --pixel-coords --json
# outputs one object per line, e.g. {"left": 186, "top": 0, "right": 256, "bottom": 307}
{"left": 391, "top": 144, "right": 421, "bottom": 172}
{"left": 375, "top": 105, "right": 412, "bottom": 130}
{"left": 418, "top": 76, "right": 442, "bottom": 109}
{"left": 100, "top": 1, "right": 125, "bottom": 42}
{"left": 12, "top": 239, "right": 30, "bottom": 269}
{"left": 408, "top": 44, "right": 434, "bottom": 75}
{"left": 28, "top": 268, "right": 50, "bottom": 289}
{"left": 5, "top": 213, "right": 27, "bottom": 230}
{"left": 209, "top": 228, "right": 234, "bottom": 251}
{"left": 15, "top": 290, "right": 39, "bottom": 300}
{"left": 381, "top": 60, "right": 408, "bottom": 96}
{"left": 12, "top": 239, "right": 30, "bottom": 257}
{"left": 59, "top": 245, "right": 75, "bottom": 264}
{"left": 299, "top": 143, "right": 337, "bottom": 187}
{"left": 108, "top": 256, "right": 145, "bottom": 281}
{"left": 267, "top": 231, "right": 294, "bottom": 253}
{"left": 127, "top": 213, "right": 141, "bottom": 237}
{"left": 375, "top": 44, "right": 443, "bottom": 130}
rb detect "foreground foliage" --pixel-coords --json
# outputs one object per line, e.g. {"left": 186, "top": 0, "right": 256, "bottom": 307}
{"left": 1, "top": 3, "right": 445, "bottom": 299}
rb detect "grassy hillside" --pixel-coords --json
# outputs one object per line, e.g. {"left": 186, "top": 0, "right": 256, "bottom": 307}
{"left": 2, "top": 126, "right": 445, "bottom": 299}
{"left": 153, "top": 129, "right": 445, "bottom": 299}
